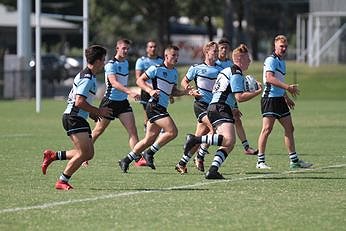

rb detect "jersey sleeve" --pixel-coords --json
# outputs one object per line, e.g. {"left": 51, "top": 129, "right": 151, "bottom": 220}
{"left": 104, "top": 62, "right": 116, "bottom": 76}
{"left": 135, "top": 58, "right": 143, "bottom": 71}
{"left": 264, "top": 56, "right": 276, "bottom": 73}
{"left": 76, "top": 77, "right": 92, "bottom": 98}
{"left": 144, "top": 65, "right": 157, "bottom": 80}
{"left": 230, "top": 74, "right": 245, "bottom": 93}
{"left": 185, "top": 65, "right": 197, "bottom": 81}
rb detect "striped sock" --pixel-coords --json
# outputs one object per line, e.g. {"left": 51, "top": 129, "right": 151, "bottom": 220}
{"left": 56, "top": 151, "right": 66, "bottom": 160}
{"left": 126, "top": 151, "right": 138, "bottom": 162}
{"left": 146, "top": 143, "right": 160, "bottom": 156}
{"left": 59, "top": 173, "right": 71, "bottom": 182}
{"left": 196, "top": 144, "right": 209, "bottom": 160}
{"left": 242, "top": 140, "right": 250, "bottom": 150}
{"left": 289, "top": 152, "right": 299, "bottom": 163}
{"left": 200, "top": 134, "right": 223, "bottom": 146}
{"left": 178, "top": 154, "right": 191, "bottom": 166}
{"left": 257, "top": 153, "right": 265, "bottom": 164}
{"left": 210, "top": 149, "right": 228, "bottom": 170}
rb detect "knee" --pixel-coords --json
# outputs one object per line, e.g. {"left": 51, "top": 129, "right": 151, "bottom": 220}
{"left": 261, "top": 126, "right": 272, "bottom": 136}
{"left": 222, "top": 136, "right": 236, "bottom": 149}
{"left": 83, "top": 146, "right": 95, "bottom": 161}
{"left": 168, "top": 127, "right": 178, "bottom": 140}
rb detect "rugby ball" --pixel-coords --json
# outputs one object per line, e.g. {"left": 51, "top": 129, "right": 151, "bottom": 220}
{"left": 244, "top": 75, "right": 259, "bottom": 92}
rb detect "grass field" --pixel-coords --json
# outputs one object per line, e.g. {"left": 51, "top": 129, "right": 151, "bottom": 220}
{"left": 1, "top": 62, "right": 346, "bottom": 230}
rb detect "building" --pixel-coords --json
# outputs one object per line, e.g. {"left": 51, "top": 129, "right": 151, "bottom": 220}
{"left": 0, "top": 4, "right": 81, "bottom": 98}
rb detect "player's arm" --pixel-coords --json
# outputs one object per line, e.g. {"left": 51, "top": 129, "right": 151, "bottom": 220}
{"left": 234, "top": 88, "right": 262, "bottom": 103}
{"left": 171, "top": 84, "right": 189, "bottom": 97}
{"left": 108, "top": 74, "right": 140, "bottom": 100}
{"left": 136, "top": 72, "right": 160, "bottom": 98}
{"left": 180, "top": 76, "right": 201, "bottom": 98}
{"left": 265, "top": 71, "right": 299, "bottom": 97}
{"left": 75, "top": 95, "right": 112, "bottom": 120}
{"left": 181, "top": 76, "right": 192, "bottom": 90}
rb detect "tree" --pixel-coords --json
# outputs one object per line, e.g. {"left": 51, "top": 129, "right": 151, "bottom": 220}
{"left": 176, "top": 0, "right": 224, "bottom": 41}
{"left": 89, "top": 0, "right": 178, "bottom": 52}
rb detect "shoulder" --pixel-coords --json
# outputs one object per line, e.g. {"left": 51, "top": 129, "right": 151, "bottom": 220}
{"left": 79, "top": 68, "right": 93, "bottom": 80}
{"left": 137, "top": 56, "right": 146, "bottom": 62}
{"left": 230, "top": 65, "right": 242, "bottom": 75}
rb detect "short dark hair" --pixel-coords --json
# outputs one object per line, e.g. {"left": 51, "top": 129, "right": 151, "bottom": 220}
{"left": 85, "top": 45, "right": 107, "bottom": 64}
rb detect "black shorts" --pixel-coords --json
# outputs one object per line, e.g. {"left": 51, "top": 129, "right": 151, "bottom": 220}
{"left": 99, "top": 98, "right": 133, "bottom": 120}
{"left": 62, "top": 114, "right": 91, "bottom": 137}
{"left": 140, "top": 90, "right": 151, "bottom": 109}
{"left": 207, "top": 103, "right": 234, "bottom": 128}
{"left": 261, "top": 97, "right": 290, "bottom": 119}
{"left": 193, "top": 101, "right": 209, "bottom": 123}
{"left": 146, "top": 99, "right": 169, "bottom": 123}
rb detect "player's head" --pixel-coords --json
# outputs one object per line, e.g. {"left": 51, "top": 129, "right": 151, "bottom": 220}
{"left": 218, "top": 38, "right": 231, "bottom": 60}
{"left": 115, "top": 38, "right": 131, "bottom": 59}
{"left": 146, "top": 40, "right": 158, "bottom": 58}
{"left": 202, "top": 41, "right": 218, "bottom": 62}
{"left": 273, "top": 35, "right": 288, "bottom": 58}
{"left": 85, "top": 45, "right": 106, "bottom": 64}
{"left": 164, "top": 45, "right": 179, "bottom": 68}
{"left": 232, "top": 43, "right": 251, "bottom": 71}
{"left": 85, "top": 45, "right": 107, "bottom": 73}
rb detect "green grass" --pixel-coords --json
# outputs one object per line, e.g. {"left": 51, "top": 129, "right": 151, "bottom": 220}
{"left": 1, "top": 62, "right": 346, "bottom": 230}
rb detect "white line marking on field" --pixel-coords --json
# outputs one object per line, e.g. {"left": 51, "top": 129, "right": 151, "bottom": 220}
{"left": 1, "top": 163, "right": 345, "bottom": 214}
{"left": 0, "top": 134, "right": 32, "bottom": 138}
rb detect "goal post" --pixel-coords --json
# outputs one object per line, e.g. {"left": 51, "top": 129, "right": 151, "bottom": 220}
{"left": 296, "top": 11, "right": 346, "bottom": 66}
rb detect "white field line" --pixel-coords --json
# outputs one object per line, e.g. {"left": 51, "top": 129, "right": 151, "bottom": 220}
{"left": 1, "top": 163, "right": 345, "bottom": 214}
{"left": 0, "top": 134, "right": 32, "bottom": 138}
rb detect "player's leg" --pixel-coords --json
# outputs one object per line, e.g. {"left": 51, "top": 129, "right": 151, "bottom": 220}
{"left": 278, "top": 115, "right": 312, "bottom": 169}
{"left": 205, "top": 122, "right": 236, "bottom": 179}
{"left": 118, "top": 111, "right": 139, "bottom": 149}
{"left": 234, "top": 118, "right": 258, "bottom": 155}
{"left": 91, "top": 118, "right": 111, "bottom": 143}
{"left": 56, "top": 132, "right": 93, "bottom": 190}
{"left": 256, "top": 116, "right": 275, "bottom": 169}
{"left": 118, "top": 120, "right": 160, "bottom": 172}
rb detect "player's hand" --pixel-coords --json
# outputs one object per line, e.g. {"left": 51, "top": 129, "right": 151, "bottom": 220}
{"left": 130, "top": 91, "right": 140, "bottom": 101}
{"left": 92, "top": 107, "right": 112, "bottom": 122}
{"left": 256, "top": 81, "right": 263, "bottom": 91}
{"left": 285, "top": 96, "right": 295, "bottom": 110}
{"left": 287, "top": 84, "right": 300, "bottom": 98}
{"left": 169, "top": 96, "right": 175, "bottom": 104}
{"left": 232, "top": 108, "right": 242, "bottom": 119}
{"left": 150, "top": 89, "right": 160, "bottom": 98}
{"left": 89, "top": 112, "right": 100, "bottom": 122}
{"left": 189, "top": 89, "right": 202, "bottom": 99}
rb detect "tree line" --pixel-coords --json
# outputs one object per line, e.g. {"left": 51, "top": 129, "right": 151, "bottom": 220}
{"left": 1, "top": 0, "right": 308, "bottom": 60}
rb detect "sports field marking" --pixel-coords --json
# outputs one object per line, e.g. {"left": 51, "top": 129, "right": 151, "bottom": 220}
{"left": 1, "top": 163, "right": 345, "bottom": 214}
{"left": 0, "top": 134, "right": 32, "bottom": 138}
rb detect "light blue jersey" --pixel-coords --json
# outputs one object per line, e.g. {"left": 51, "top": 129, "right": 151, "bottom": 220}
{"left": 210, "top": 65, "right": 245, "bottom": 109}
{"left": 215, "top": 59, "right": 233, "bottom": 69}
{"left": 185, "top": 62, "right": 222, "bottom": 104}
{"left": 145, "top": 64, "right": 179, "bottom": 108}
{"left": 262, "top": 53, "right": 286, "bottom": 97}
{"left": 135, "top": 56, "right": 163, "bottom": 72}
{"left": 64, "top": 68, "right": 97, "bottom": 120}
{"left": 135, "top": 56, "right": 164, "bottom": 86}
{"left": 104, "top": 58, "right": 130, "bottom": 101}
